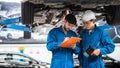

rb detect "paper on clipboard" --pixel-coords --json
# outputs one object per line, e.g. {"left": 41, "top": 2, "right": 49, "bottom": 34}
{"left": 60, "top": 37, "right": 82, "bottom": 48}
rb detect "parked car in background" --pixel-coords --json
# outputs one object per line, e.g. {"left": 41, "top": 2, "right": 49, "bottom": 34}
{"left": 0, "top": 28, "right": 24, "bottom": 40}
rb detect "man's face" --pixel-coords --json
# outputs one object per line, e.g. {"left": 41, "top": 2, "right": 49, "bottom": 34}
{"left": 64, "top": 20, "right": 74, "bottom": 31}
{"left": 83, "top": 20, "right": 95, "bottom": 30}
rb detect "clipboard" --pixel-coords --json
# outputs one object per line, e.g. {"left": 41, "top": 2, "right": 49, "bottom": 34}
{"left": 60, "top": 37, "right": 82, "bottom": 48}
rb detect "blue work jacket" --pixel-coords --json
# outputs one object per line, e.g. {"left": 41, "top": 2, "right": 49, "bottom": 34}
{"left": 78, "top": 25, "right": 115, "bottom": 68}
{"left": 47, "top": 26, "right": 80, "bottom": 68}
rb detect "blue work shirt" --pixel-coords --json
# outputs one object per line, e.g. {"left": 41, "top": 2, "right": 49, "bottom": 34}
{"left": 78, "top": 25, "right": 115, "bottom": 68}
{"left": 47, "top": 26, "right": 80, "bottom": 68}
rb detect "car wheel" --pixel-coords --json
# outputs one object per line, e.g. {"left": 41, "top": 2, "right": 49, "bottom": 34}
{"left": 7, "top": 33, "right": 12, "bottom": 40}
{"left": 105, "top": 5, "right": 120, "bottom": 25}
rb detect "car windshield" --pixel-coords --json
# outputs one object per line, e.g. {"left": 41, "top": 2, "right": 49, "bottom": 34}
{"left": 1, "top": 28, "right": 7, "bottom": 31}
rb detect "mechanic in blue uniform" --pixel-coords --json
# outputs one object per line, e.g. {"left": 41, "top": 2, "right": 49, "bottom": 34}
{"left": 47, "top": 14, "right": 80, "bottom": 68}
{"left": 78, "top": 10, "right": 115, "bottom": 68}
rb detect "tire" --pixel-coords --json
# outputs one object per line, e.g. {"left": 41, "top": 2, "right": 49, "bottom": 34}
{"left": 105, "top": 5, "right": 120, "bottom": 26}
{"left": 7, "top": 33, "right": 12, "bottom": 40}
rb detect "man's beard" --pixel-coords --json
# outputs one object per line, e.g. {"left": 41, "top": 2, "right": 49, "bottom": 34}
{"left": 64, "top": 25, "right": 69, "bottom": 31}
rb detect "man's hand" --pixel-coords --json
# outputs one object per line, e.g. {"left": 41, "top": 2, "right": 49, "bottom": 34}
{"left": 63, "top": 37, "right": 69, "bottom": 43}
{"left": 91, "top": 49, "right": 100, "bottom": 56}
{"left": 71, "top": 44, "right": 76, "bottom": 49}
{"left": 60, "top": 37, "right": 78, "bottom": 48}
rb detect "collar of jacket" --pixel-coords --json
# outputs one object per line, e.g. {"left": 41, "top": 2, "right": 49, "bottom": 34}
{"left": 85, "top": 25, "right": 97, "bottom": 34}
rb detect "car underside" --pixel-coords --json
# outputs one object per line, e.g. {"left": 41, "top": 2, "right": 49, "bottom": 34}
{"left": 21, "top": 0, "right": 120, "bottom": 26}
